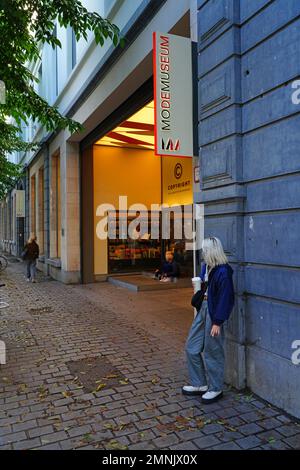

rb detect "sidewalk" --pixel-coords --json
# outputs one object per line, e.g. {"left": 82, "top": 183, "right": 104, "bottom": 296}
{"left": 0, "top": 261, "right": 299, "bottom": 450}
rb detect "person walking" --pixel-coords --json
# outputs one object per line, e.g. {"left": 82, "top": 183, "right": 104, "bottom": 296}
{"left": 22, "top": 235, "right": 39, "bottom": 283}
{"left": 182, "top": 237, "right": 234, "bottom": 404}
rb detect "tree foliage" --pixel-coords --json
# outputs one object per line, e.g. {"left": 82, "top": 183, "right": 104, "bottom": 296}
{"left": 0, "top": 0, "right": 122, "bottom": 197}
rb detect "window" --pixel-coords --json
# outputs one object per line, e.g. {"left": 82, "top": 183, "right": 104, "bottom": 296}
{"left": 71, "top": 28, "right": 77, "bottom": 69}
{"left": 8, "top": 196, "right": 12, "bottom": 241}
{"left": 67, "top": 27, "right": 77, "bottom": 74}
{"left": 30, "top": 174, "right": 36, "bottom": 236}
{"left": 50, "top": 152, "right": 61, "bottom": 258}
{"left": 38, "top": 63, "right": 43, "bottom": 97}
{"left": 54, "top": 25, "right": 58, "bottom": 96}
{"left": 12, "top": 194, "right": 16, "bottom": 245}
{"left": 38, "top": 168, "right": 45, "bottom": 255}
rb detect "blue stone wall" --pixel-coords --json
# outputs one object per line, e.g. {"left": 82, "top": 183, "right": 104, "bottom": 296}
{"left": 198, "top": 0, "right": 300, "bottom": 417}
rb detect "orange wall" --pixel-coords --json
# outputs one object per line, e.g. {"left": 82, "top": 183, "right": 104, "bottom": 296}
{"left": 93, "top": 146, "right": 162, "bottom": 275}
{"left": 162, "top": 156, "right": 193, "bottom": 206}
{"left": 93, "top": 146, "right": 193, "bottom": 275}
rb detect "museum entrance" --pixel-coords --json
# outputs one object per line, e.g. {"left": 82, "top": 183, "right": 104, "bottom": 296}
{"left": 92, "top": 100, "right": 194, "bottom": 278}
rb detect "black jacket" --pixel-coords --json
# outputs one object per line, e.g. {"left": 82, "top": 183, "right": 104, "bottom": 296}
{"left": 23, "top": 241, "right": 39, "bottom": 261}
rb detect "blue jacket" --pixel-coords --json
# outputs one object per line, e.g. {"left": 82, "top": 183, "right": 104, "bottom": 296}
{"left": 200, "top": 263, "right": 234, "bottom": 325}
{"left": 161, "top": 261, "right": 179, "bottom": 278}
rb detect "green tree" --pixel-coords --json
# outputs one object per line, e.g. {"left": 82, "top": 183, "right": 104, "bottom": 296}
{"left": 0, "top": 0, "right": 122, "bottom": 199}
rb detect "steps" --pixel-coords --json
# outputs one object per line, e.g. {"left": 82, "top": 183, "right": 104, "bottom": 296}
{"left": 107, "top": 274, "right": 191, "bottom": 292}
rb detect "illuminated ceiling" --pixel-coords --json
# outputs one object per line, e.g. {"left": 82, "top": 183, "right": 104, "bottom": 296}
{"left": 95, "top": 101, "right": 155, "bottom": 150}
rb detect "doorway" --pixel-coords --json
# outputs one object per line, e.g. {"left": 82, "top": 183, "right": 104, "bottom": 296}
{"left": 92, "top": 100, "right": 194, "bottom": 278}
{"left": 80, "top": 83, "right": 194, "bottom": 283}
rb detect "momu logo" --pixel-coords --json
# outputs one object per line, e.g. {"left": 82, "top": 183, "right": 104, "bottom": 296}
{"left": 291, "top": 340, "right": 300, "bottom": 365}
{"left": 161, "top": 138, "right": 180, "bottom": 152}
{"left": 291, "top": 80, "right": 300, "bottom": 104}
{"left": 0, "top": 340, "right": 6, "bottom": 365}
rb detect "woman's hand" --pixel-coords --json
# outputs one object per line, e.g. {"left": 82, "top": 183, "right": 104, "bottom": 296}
{"left": 211, "top": 325, "right": 221, "bottom": 337}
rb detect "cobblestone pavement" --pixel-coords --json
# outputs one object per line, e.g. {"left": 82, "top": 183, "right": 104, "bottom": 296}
{"left": 0, "top": 261, "right": 299, "bottom": 451}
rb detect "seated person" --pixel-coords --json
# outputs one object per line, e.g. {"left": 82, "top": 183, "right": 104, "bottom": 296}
{"left": 155, "top": 251, "right": 180, "bottom": 282}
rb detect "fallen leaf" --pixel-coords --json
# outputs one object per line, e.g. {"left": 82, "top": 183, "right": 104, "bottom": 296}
{"left": 17, "top": 383, "right": 28, "bottom": 393}
{"left": 204, "top": 419, "right": 212, "bottom": 425}
{"left": 245, "top": 394, "right": 253, "bottom": 402}
{"left": 62, "top": 391, "right": 73, "bottom": 398}
{"left": 226, "top": 426, "right": 237, "bottom": 432}
{"left": 119, "top": 379, "right": 129, "bottom": 385}
{"left": 1, "top": 377, "right": 10, "bottom": 383}
{"left": 82, "top": 433, "right": 94, "bottom": 442}
{"left": 38, "top": 386, "right": 49, "bottom": 400}
{"left": 196, "top": 419, "right": 205, "bottom": 429}
{"left": 99, "top": 406, "right": 108, "bottom": 413}
{"left": 151, "top": 377, "right": 160, "bottom": 384}
{"left": 106, "top": 440, "right": 128, "bottom": 450}
{"left": 104, "top": 423, "right": 114, "bottom": 430}
{"left": 95, "top": 383, "right": 106, "bottom": 392}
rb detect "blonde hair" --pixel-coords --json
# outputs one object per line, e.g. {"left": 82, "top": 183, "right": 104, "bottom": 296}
{"left": 28, "top": 234, "right": 37, "bottom": 244}
{"left": 202, "top": 237, "right": 228, "bottom": 269}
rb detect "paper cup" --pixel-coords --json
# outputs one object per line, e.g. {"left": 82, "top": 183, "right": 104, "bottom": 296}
{"left": 192, "top": 276, "right": 201, "bottom": 293}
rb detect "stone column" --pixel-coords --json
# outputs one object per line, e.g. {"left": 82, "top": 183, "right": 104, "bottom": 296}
{"left": 60, "top": 138, "right": 81, "bottom": 283}
{"left": 24, "top": 165, "right": 30, "bottom": 245}
{"left": 197, "top": 0, "right": 246, "bottom": 389}
{"left": 43, "top": 144, "right": 50, "bottom": 275}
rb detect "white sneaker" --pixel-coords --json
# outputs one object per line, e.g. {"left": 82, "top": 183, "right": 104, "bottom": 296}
{"left": 201, "top": 390, "right": 223, "bottom": 403}
{"left": 160, "top": 277, "right": 171, "bottom": 283}
{"left": 182, "top": 385, "right": 208, "bottom": 396}
{"left": 26, "top": 278, "right": 31, "bottom": 282}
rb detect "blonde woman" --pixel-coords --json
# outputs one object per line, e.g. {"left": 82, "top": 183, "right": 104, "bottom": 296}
{"left": 22, "top": 235, "right": 39, "bottom": 283}
{"left": 182, "top": 237, "right": 234, "bottom": 404}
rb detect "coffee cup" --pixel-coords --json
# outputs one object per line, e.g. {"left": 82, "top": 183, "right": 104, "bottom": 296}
{"left": 192, "top": 276, "right": 201, "bottom": 293}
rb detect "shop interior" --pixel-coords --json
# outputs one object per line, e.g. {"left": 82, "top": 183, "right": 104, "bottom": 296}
{"left": 93, "top": 101, "right": 194, "bottom": 277}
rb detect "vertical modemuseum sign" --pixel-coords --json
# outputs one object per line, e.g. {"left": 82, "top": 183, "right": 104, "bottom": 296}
{"left": 153, "top": 32, "right": 195, "bottom": 158}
